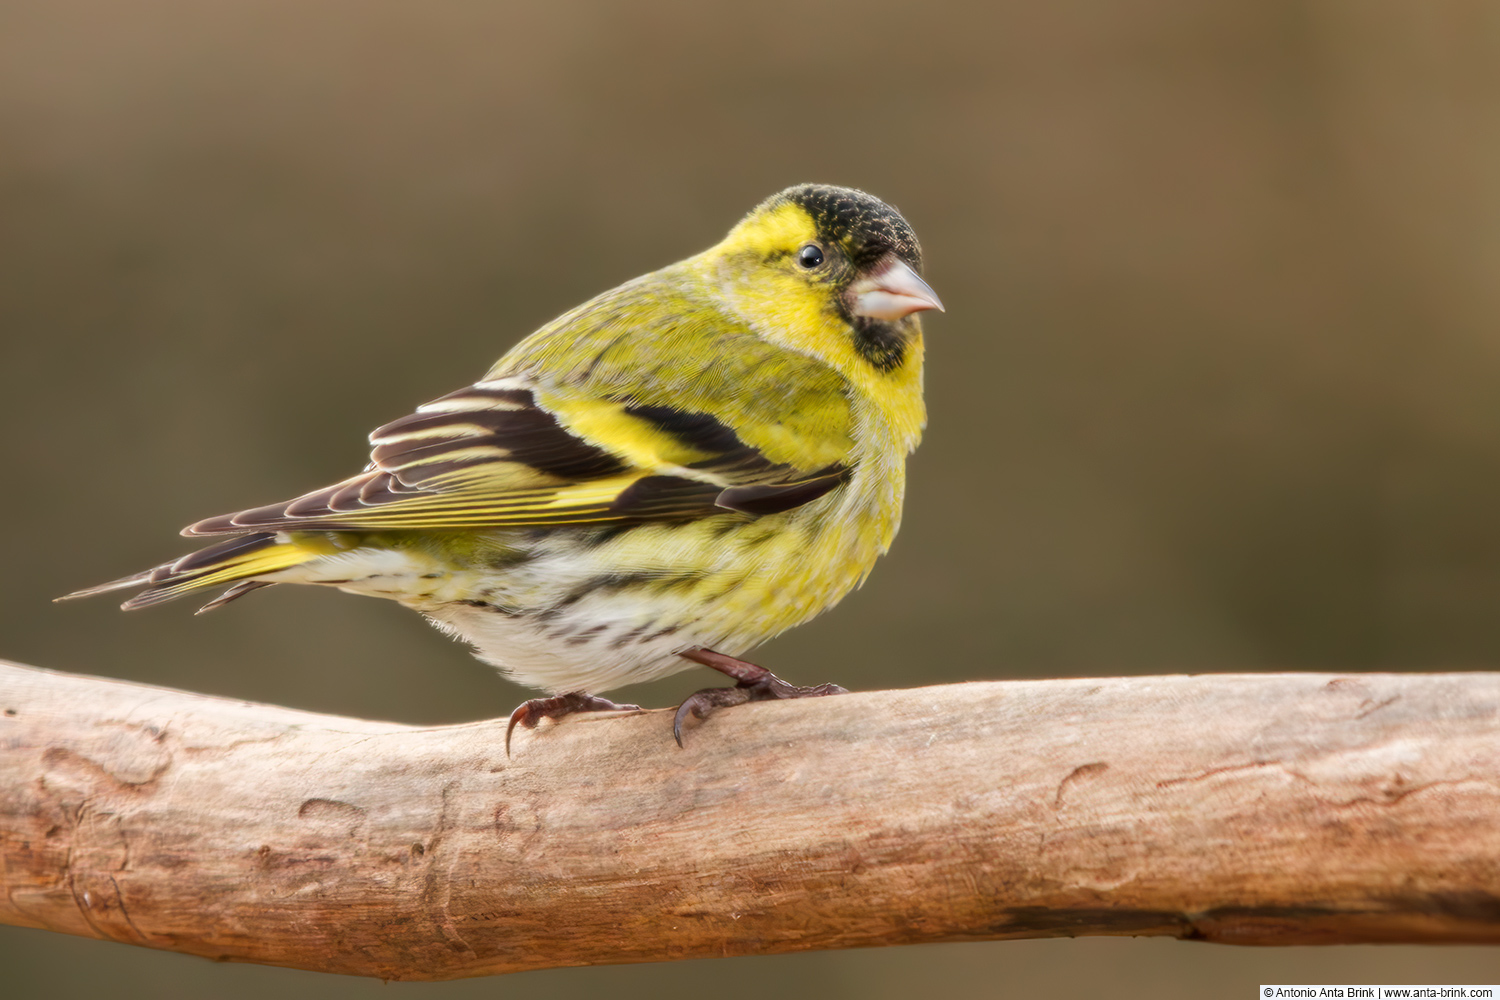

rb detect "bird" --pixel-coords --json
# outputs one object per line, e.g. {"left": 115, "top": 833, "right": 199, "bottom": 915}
{"left": 60, "top": 184, "right": 942, "bottom": 749}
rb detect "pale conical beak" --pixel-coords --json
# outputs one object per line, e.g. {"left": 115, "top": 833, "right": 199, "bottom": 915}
{"left": 850, "top": 258, "right": 945, "bottom": 321}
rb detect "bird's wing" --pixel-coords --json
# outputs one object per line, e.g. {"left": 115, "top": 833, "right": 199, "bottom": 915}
{"left": 185, "top": 373, "right": 853, "bottom": 536}
{"left": 188, "top": 274, "right": 857, "bottom": 537}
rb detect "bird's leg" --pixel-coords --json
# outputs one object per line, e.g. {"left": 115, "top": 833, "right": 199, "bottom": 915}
{"left": 505, "top": 692, "right": 641, "bottom": 755}
{"left": 672, "top": 647, "right": 847, "bottom": 747}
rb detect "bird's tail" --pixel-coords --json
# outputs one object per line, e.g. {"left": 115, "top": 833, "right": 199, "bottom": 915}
{"left": 57, "top": 532, "right": 323, "bottom": 614}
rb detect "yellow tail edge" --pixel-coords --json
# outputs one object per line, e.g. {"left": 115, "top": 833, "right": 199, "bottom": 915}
{"left": 58, "top": 532, "right": 326, "bottom": 612}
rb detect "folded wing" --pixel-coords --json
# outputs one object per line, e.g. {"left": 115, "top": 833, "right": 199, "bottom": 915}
{"left": 185, "top": 376, "right": 850, "bottom": 536}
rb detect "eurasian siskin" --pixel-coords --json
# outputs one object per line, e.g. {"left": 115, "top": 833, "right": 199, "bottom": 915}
{"left": 63, "top": 184, "right": 942, "bottom": 746}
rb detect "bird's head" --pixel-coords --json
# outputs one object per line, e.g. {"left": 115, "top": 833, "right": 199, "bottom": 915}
{"left": 706, "top": 184, "right": 942, "bottom": 375}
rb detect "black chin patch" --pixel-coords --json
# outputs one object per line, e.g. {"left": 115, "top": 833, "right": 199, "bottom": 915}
{"left": 853, "top": 316, "right": 911, "bottom": 373}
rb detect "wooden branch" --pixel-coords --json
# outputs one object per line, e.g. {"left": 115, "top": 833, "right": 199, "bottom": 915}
{"left": 2, "top": 660, "right": 1499, "bottom": 980}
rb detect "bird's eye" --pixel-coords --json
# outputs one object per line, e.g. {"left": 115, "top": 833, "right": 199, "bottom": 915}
{"left": 796, "top": 243, "right": 825, "bottom": 269}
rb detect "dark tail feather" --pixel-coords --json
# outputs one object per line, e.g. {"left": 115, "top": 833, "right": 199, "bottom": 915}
{"left": 58, "top": 532, "right": 307, "bottom": 611}
{"left": 194, "top": 580, "right": 277, "bottom": 615}
{"left": 55, "top": 569, "right": 155, "bottom": 602}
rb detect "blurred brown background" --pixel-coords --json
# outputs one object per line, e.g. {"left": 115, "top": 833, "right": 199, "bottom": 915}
{"left": 5, "top": 0, "right": 1500, "bottom": 995}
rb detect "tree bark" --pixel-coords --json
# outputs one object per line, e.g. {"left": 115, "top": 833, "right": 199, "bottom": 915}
{"left": 1, "top": 659, "right": 1498, "bottom": 980}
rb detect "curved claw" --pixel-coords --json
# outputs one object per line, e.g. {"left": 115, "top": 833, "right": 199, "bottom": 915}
{"left": 673, "top": 687, "right": 752, "bottom": 747}
{"left": 672, "top": 700, "right": 695, "bottom": 749}
{"left": 504, "top": 693, "right": 642, "bottom": 757}
{"left": 671, "top": 647, "right": 849, "bottom": 747}
{"left": 504, "top": 703, "right": 533, "bottom": 757}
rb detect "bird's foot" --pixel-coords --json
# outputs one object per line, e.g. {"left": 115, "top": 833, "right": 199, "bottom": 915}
{"left": 672, "top": 647, "right": 847, "bottom": 747}
{"left": 505, "top": 692, "right": 641, "bottom": 756}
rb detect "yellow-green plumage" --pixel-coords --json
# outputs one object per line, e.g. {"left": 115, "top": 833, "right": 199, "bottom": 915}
{"left": 64, "top": 184, "right": 939, "bottom": 700}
